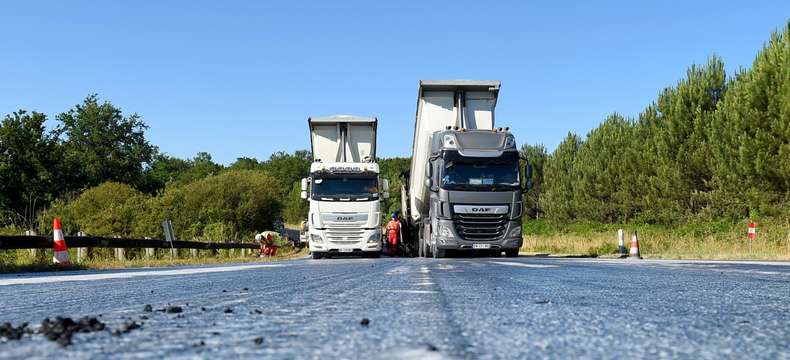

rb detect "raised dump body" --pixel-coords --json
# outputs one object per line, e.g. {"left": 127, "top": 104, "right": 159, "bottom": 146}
{"left": 402, "top": 80, "right": 527, "bottom": 258}
{"left": 309, "top": 115, "right": 376, "bottom": 163}
{"left": 408, "top": 80, "right": 500, "bottom": 223}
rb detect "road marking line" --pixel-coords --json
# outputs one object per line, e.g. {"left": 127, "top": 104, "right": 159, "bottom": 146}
{"left": 379, "top": 290, "right": 438, "bottom": 294}
{"left": 0, "top": 264, "right": 286, "bottom": 286}
{"left": 490, "top": 261, "right": 558, "bottom": 268}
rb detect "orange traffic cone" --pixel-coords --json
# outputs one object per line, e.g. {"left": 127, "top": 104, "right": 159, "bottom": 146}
{"left": 52, "top": 218, "right": 70, "bottom": 265}
{"left": 629, "top": 230, "right": 642, "bottom": 259}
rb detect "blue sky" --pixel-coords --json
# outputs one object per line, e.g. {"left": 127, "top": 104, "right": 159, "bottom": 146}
{"left": 1, "top": 1, "right": 787, "bottom": 164}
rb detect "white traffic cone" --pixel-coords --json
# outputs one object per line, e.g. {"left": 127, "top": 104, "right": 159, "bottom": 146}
{"left": 629, "top": 230, "right": 642, "bottom": 259}
{"left": 52, "top": 218, "right": 70, "bottom": 265}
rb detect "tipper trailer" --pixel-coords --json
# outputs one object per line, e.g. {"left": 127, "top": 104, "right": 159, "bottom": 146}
{"left": 300, "top": 115, "right": 389, "bottom": 259}
{"left": 400, "top": 80, "right": 530, "bottom": 258}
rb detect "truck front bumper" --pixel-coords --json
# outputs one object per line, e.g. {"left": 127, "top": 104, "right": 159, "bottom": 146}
{"left": 433, "top": 219, "right": 522, "bottom": 251}
{"left": 308, "top": 228, "right": 382, "bottom": 253}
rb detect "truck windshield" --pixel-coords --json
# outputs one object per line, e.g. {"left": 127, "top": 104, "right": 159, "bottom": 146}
{"left": 312, "top": 177, "right": 379, "bottom": 201}
{"left": 441, "top": 161, "right": 519, "bottom": 191}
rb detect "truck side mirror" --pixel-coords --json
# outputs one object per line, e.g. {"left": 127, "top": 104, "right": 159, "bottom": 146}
{"left": 425, "top": 161, "right": 432, "bottom": 178}
{"left": 300, "top": 178, "right": 308, "bottom": 191}
{"left": 524, "top": 164, "right": 533, "bottom": 191}
{"left": 382, "top": 179, "right": 390, "bottom": 192}
{"left": 300, "top": 190, "right": 308, "bottom": 200}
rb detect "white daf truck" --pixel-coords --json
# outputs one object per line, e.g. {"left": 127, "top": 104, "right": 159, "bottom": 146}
{"left": 401, "top": 80, "right": 530, "bottom": 258}
{"left": 300, "top": 115, "right": 388, "bottom": 259}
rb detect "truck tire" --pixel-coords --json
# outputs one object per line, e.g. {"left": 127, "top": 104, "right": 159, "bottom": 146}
{"left": 422, "top": 223, "right": 432, "bottom": 258}
{"left": 505, "top": 249, "right": 519, "bottom": 258}
{"left": 433, "top": 246, "right": 446, "bottom": 258}
{"left": 311, "top": 252, "right": 324, "bottom": 260}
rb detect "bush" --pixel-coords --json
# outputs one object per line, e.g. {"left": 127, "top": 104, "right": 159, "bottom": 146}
{"left": 40, "top": 182, "right": 149, "bottom": 236}
{"left": 150, "top": 170, "right": 283, "bottom": 241}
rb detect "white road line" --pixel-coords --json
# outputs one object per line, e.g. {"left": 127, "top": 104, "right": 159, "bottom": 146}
{"left": 0, "top": 264, "right": 286, "bottom": 286}
{"left": 490, "top": 261, "right": 559, "bottom": 268}
{"left": 379, "top": 290, "right": 438, "bottom": 294}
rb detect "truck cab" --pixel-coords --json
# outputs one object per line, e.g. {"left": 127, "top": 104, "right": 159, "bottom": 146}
{"left": 423, "top": 128, "right": 525, "bottom": 257}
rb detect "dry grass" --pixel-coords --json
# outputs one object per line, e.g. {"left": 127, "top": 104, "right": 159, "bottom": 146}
{"left": 0, "top": 247, "right": 308, "bottom": 273}
{"left": 521, "top": 223, "right": 790, "bottom": 261}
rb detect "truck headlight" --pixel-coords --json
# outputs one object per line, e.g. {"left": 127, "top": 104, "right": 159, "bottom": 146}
{"left": 438, "top": 224, "right": 454, "bottom": 239}
{"left": 367, "top": 233, "right": 380, "bottom": 244}
{"left": 443, "top": 134, "right": 458, "bottom": 149}
{"left": 310, "top": 233, "right": 323, "bottom": 243}
{"left": 505, "top": 135, "right": 516, "bottom": 149}
{"left": 509, "top": 227, "right": 522, "bottom": 238}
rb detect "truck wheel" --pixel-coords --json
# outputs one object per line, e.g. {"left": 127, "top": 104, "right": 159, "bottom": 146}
{"left": 505, "top": 249, "right": 519, "bottom": 257}
{"left": 420, "top": 223, "right": 430, "bottom": 258}
{"left": 311, "top": 252, "right": 323, "bottom": 260}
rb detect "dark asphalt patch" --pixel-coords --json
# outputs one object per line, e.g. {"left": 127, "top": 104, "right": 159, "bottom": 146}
{"left": 0, "top": 322, "right": 28, "bottom": 341}
{"left": 164, "top": 306, "right": 183, "bottom": 314}
{"left": 112, "top": 321, "right": 142, "bottom": 336}
{"left": 40, "top": 316, "right": 106, "bottom": 347}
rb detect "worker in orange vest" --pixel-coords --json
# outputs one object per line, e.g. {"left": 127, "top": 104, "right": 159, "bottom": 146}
{"left": 386, "top": 213, "right": 401, "bottom": 256}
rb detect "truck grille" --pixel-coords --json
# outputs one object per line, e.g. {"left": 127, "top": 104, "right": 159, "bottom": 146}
{"left": 325, "top": 226, "right": 365, "bottom": 243}
{"left": 452, "top": 213, "right": 508, "bottom": 241}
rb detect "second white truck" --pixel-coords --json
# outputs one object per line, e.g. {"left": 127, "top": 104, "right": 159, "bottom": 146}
{"left": 300, "top": 115, "right": 389, "bottom": 259}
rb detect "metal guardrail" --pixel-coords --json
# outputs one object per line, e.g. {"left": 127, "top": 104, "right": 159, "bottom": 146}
{"left": 0, "top": 236, "right": 259, "bottom": 251}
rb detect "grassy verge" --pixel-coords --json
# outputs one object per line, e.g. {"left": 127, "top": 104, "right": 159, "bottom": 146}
{"left": 521, "top": 218, "right": 790, "bottom": 261}
{"left": 0, "top": 247, "right": 309, "bottom": 273}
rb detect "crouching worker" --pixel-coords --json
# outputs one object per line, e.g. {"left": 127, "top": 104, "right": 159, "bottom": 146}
{"left": 255, "top": 233, "right": 266, "bottom": 258}
{"left": 265, "top": 233, "right": 279, "bottom": 257}
{"left": 386, "top": 213, "right": 401, "bottom": 256}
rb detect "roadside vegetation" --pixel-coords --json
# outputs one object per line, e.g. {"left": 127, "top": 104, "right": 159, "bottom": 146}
{"left": 0, "top": 247, "right": 308, "bottom": 273}
{"left": 519, "top": 22, "right": 789, "bottom": 259}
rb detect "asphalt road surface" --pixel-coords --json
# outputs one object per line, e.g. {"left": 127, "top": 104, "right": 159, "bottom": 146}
{"left": 0, "top": 256, "right": 788, "bottom": 359}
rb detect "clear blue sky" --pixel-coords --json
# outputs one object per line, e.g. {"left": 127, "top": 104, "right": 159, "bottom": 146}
{"left": 1, "top": 1, "right": 787, "bottom": 164}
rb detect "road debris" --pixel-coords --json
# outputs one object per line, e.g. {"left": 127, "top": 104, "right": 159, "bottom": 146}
{"left": 40, "top": 316, "right": 105, "bottom": 347}
{"left": 224, "top": 308, "right": 233, "bottom": 314}
{"left": 165, "top": 306, "right": 183, "bottom": 314}
{"left": 0, "top": 322, "right": 28, "bottom": 341}
{"left": 253, "top": 336, "right": 264, "bottom": 345}
{"left": 143, "top": 304, "right": 153, "bottom": 312}
{"left": 360, "top": 318, "right": 370, "bottom": 326}
{"left": 112, "top": 321, "right": 141, "bottom": 336}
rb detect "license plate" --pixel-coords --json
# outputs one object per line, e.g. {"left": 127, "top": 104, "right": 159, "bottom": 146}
{"left": 338, "top": 248, "right": 353, "bottom": 253}
{"left": 472, "top": 244, "right": 491, "bottom": 249}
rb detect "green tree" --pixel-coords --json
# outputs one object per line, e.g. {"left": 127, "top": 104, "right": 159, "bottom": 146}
{"left": 138, "top": 154, "right": 191, "bottom": 194}
{"left": 571, "top": 114, "right": 635, "bottom": 222}
{"left": 520, "top": 144, "right": 547, "bottom": 219}
{"left": 56, "top": 94, "right": 157, "bottom": 191}
{"left": 540, "top": 133, "right": 582, "bottom": 221}
{"left": 282, "top": 181, "right": 309, "bottom": 224}
{"left": 259, "top": 150, "right": 311, "bottom": 189}
{"left": 709, "top": 22, "right": 790, "bottom": 217}
{"left": 639, "top": 57, "right": 727, "bottom": 221}
{"left": 229, "top": 157, "right": 263, "bottom": 171}
{"left": 0, "top": 110, "right": 61, "bottom": 227}
{"left": 379, "top": 157, "right": 411, "bottom": 219}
